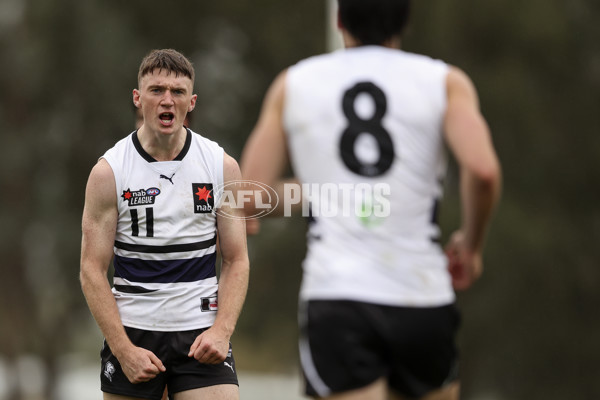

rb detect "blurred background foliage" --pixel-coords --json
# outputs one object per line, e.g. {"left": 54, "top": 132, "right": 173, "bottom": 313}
{"left": 0, "top": 0, "right": 598, "bottom": 399}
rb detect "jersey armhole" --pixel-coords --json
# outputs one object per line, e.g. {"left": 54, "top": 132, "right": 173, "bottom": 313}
{"left": 99, "top": 155, "right": 121, "bottom": 203}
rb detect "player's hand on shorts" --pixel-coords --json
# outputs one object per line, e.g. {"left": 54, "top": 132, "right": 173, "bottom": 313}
{"left": 445, "top": 230, "right": 483, "bottom": 291}
{"left": 119, "top": 345, "right": 166, "bottom": 384}
{"left": 188, "top": 327, "right": 230, "bottom": 364}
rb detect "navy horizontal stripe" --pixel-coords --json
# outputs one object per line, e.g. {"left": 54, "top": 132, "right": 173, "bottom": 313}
{"left": 113, "top": 252, "right": 217, "bottom": 283}
{"left": 113, "top": 284, "right": 158, "bottom": 294}
{"left": 114, "top": 236, "right": 217, "bottom": 254}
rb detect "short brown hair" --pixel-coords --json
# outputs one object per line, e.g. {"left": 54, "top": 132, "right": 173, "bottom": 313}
{"left": 137, "top": 49, "right": 195, "bottom": 86}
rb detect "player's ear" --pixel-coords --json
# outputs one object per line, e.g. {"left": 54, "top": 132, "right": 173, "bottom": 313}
{"left": 188, "top": 94, "right": 197, "bottom": 113}
{"left": 133, "top": 89, "right": 142, "bottom": 108}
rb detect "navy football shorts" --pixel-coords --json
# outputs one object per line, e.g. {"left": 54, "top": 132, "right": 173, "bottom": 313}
{"left": 100, "top": 326, "right": 238, "bottom": 400}
{"left": 299, "top": 300, "right": 460, "bottom": 398}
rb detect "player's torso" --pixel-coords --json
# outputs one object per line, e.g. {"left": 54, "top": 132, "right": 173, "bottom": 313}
{"left": 284, "top": 47, "right": 454, "bottom": 306}
{"left": 102, "top": 129, "right": 224, "bottom": 331}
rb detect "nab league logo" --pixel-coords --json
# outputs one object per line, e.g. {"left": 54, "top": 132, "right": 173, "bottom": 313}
{"left": 121, "top": 187, "right": 160, "bottom": 206}
{"left": 192, "top": 183, "right": 214, "bottom": 214}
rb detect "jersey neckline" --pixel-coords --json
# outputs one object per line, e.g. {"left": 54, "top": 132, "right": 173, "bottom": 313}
{"left": 132, "top": 128, "right": 192, "bottom": 163}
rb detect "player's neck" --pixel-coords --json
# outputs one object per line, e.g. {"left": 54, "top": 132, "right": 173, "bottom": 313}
{"left": 137, "top": 125, "right": 187, "bottom": 161}
{"left": 342, "top": 32, "right": 402, "bottom": 50}
{"left": 382, "top": 36, "right": 402, "bottom": 49}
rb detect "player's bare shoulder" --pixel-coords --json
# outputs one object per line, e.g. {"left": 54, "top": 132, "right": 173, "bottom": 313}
{"left": 223, "top": 153, "right": 242, "bottom": 182}
{"left": 446, "top": 65, "right": 480, "bottom": 104}
{"left": 85, "top": 159, "right": 117, "bottom": 210}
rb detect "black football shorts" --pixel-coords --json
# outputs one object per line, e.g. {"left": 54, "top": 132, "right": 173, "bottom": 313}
{"left": 100, "top": 326, "right": 238, "bottom": 400}
{"left": 299, "top": 300, "right": 460, "bottom": 398}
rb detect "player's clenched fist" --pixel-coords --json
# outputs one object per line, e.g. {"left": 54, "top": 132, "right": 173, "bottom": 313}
{"left": 445, "top": 230, "right": 483, "bottom": 291}
{"left": 119, "top": 346, "right": 166, "bottom": 384}
{"left": 188, "top": 327, "right": 230, "bottom": 364}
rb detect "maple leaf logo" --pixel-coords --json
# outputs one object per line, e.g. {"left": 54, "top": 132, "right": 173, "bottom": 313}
{"left": 195, "top": 186, "right": 212, "bottom": 203}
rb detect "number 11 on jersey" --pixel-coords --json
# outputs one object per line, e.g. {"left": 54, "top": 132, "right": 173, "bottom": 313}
{"left": 129, "top": 208, "right": 154, "bottom": 237}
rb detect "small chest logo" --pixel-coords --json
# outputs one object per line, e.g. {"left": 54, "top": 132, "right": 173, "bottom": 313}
{"left": 121, "top": 187, "right": 160, "bottom": 206}
{"left": 193, "top": 183, "right": 214, "bottom": 214}
{"left": 160, "top": 173, "right": 175, "bottom": 185}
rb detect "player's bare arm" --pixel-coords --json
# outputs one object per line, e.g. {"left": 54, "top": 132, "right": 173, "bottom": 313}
{"left": 80, "top": 159, "right": 165, "bottom": 382}
{"left": 443, "top": 66, "right": 502, "bottom": 290}
{"left": 188, "top": 154, "right": 249, "bottom": 364}
{"left": 240, "top": 70, "right": 292, "bottom": 219}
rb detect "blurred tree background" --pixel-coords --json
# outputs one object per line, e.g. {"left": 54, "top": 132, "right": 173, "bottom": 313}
{"left": 0, "top": 0, "right": 598, "bottom": 399}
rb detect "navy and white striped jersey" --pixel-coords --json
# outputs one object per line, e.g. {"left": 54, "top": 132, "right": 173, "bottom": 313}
{"left": 102, "top": 128, "right": 224, "bottom": 331}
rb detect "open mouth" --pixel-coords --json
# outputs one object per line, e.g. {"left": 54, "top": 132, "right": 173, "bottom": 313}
{"left": 159, "top": 112, "right": 175, "bottom": 126}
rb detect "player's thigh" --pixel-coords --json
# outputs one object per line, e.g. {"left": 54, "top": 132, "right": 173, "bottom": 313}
{"left": 172, "top": 384, "right": 239, "bottom": 400}
{"left": 389, "top": 382, "right": 460, "bottom": 400}
{"left": 316, "top": 377, "right": 387, "bottom": 400}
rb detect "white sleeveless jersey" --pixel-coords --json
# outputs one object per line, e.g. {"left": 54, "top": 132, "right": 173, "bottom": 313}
{"left": 101, "top": 128, "right": 224, "bottom": 331}
{"left": 284, "top": 46, "right": 455, "bottom": 307}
